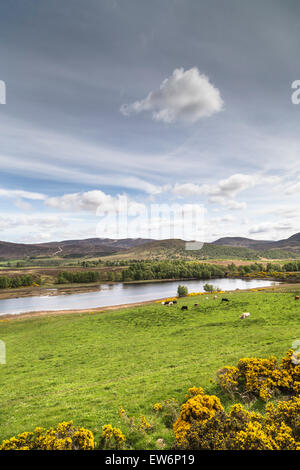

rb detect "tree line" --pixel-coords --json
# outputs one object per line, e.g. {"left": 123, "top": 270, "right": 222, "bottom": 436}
{"left": 0, "top": 274, "right": 38, "bottom": 289}
{"left": 56, "top": 271, "right": 101, "bottom": 284}
{"left": 120, "top": 261, "right": 226, "bottom": 282}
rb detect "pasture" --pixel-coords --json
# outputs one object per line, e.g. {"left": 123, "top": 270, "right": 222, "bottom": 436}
{"left": 0, "top": 289, "right": 300, "bottom": 447}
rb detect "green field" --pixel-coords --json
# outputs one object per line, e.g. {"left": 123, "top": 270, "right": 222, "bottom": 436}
{"left": 1, "top": 288, "right": 300, "bottom": 448}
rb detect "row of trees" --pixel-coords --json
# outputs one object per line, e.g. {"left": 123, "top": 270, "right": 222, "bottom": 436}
{"left": 56, "top": 271, "right": 101, "bottom": 284}
{"left": 281, "top": 261, "right": 300, "bottom": 272}
{"left": 121, "top": 261, "right": 226, "bottom": 282}
{"left": 0, "top": 274, "right": 38, "bottom": 289}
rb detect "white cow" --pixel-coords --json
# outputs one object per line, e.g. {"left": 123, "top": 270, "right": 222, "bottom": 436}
{"left": 240, "top": 312, "right": 251, "bottom": 319}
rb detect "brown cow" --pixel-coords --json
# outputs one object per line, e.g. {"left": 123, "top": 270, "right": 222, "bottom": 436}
{"left": 295, "top": 296, "right": 300, "bottom": 300}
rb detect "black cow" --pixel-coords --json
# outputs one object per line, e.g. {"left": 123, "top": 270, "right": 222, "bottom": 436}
{"left": 173, "top": 301, "right": 177, "bottom": 304}
{"left": 221, "top": 298, "right": 229, "bottom": 302}
{"left": 181, "top": 305, "right": 188, "bottom": 311}
{"left": 194, "top": 303, "right": 199, "bottom": 307}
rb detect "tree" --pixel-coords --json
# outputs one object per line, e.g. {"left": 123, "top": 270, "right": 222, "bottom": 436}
{"left": 177, "top": 285, "right": 188, "bottom": 297}
{"left": 203, "top": 283, "right": 214, "bottom": 293}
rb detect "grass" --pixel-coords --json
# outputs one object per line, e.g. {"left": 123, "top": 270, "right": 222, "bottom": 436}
{"left": 0, "top": 288, "right": 300, "bottom": 448}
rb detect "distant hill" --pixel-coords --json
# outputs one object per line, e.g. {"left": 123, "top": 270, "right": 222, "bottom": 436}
{"left": 1, "top": 233, "right": 300, "bottom": 260}
{"left": 103, "top": 239, "right": 300, "bottom": 261}
{"left": 212, "top": 232, "right": 300, "bottom": 253}
{"left": 0, "top": 238, "right": 154, "bottom": 259}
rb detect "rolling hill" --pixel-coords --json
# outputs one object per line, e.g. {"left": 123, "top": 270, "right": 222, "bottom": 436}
{"left": 1, "top": 232, "right": 300, "bottom": 260}
{"left": 0, "top": 238, "right": 153, "bottom": 259}
{"left": 212, "top": 232, "right": 300, "bottom": 252}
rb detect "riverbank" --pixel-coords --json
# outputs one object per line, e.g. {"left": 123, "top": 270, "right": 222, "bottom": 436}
{"left": 0, "top": 283, "right": 112, "bottom": 300}
{"left": 0, "top": 297, "right": 165, "bottom": 321}
{"left": 0, "top": 281, "right": 291, "bottom": 322}
{"left": 0, "top": 274, "right": 281, "bottom": 300}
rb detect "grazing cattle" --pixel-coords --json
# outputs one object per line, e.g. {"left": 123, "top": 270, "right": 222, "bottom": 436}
{"left": 295, "top": 296, "right": 300, "bottom": 300}
{"left": 222, "top": 298, "right": 229, "bottom": 302}
{"left": 161, "top": 302, "right": 165, "bottom": 305}
{"left": 164, "top": 301, "right": 170, "bottom": 305}
{"left": 213, "top": 296, "right": 218, "bottom": 300}
{"left": 168, "top": 302, "right": 173, "bottom": 306}
{"left": 173, "top": 301, "right": 177, "bottom": 304}
{"left": 194, "top": 303, "right": 199, "bottom": 307}
{"left": 240, "top": 312, "right": 250, "bottom": 319}
{"left": 181, "top": 306, "right": 188, "bottom": 311}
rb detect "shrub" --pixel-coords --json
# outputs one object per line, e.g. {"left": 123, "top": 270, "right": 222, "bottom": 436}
{"left": 0, "top": 421, "right": 95, "bottom": 450}
{"left": 173, "top": 387, "right": 224, "bottom": 447}
{"left": 173, "top": 390, "right": 300, "bottom": 450}
{"left": 99, "top": 424, "right": 126, "bottom": 450}
{"left": 153, "top": 398, "right": 179, "bottom": 428}
{"left": 203, "top": 283, "right": 215, "bottom": 293}
{"left": 177, "top": 285, "right": 188, "bottom": 297}
{"left": 217, "top": 350, "right": 300, "bottom": 402}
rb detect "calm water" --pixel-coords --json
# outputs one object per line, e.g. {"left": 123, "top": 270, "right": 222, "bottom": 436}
{"left": 0, "top": 278, "right": 278, "bottom": 316}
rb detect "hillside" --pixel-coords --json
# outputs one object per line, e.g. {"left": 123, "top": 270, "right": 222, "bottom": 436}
{"left": 213, "top": 232, "right": 300, "bottom": 253}
{"left": 1, "top": 233, "right": 300, "bottom": 261}
{"left": 104, "top": 239, "right": 300, "bottom": 261}
{"left": 0, "top": 238, "right": 154, "bottom": 259}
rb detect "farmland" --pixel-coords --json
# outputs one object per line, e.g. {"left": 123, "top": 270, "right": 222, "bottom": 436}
{"left": 1, "top": 286, "right": 300, "bottom": 448}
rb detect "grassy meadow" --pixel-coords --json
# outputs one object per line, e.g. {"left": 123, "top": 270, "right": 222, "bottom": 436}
{"left": 1, "top": 287, "right": 300, "bottom": 448}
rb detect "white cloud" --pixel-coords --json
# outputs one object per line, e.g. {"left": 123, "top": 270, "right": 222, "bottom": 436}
{"left": 0, "top": 214, "right": 63, "bottom": 231}
{"left": 0, "top": 188, "right": 46, "bottom": 200}
{"left": 170, "top": 173, "right": 280, "bottom": 210}
{"left": 208, "top": 196, "right": 247, "bottom": 210}
{"left": 248, "top": 221, "right": 294, "bottom": 235}
{"left": 120, "top": 67, "right": 223, "bottom": 123}
{"left": 46, "top": 190, "right": 146, "bottom": 214}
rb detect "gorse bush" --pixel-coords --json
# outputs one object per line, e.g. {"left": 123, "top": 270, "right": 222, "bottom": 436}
{"left": 217, "top": 350, "right": 300, "bottom": 401}
{"left": 100, "top": 424, "right": 126, "bottom": 450}
{"left": 173, "top": 390, "right": 300, "bottom": 450}
{"left": 173, "top": 349, "right": 300, "bottom": 450}
{"left": 0, "top": 421, "right": 95, "bottom": 450}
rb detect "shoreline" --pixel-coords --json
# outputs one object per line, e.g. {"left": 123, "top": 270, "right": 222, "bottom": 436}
{"left": 0, "top": 282, "right": 288, "bottom": 322}
{"left": 0, "top": 297, "right": 167, "bottom": 321}
{"left": 0, "top": 275, "right": 284, "bottom": 301}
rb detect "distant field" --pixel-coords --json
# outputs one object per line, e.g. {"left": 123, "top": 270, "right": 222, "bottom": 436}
{"left": 0, "top": 287, "right": 300, "bottom": 447}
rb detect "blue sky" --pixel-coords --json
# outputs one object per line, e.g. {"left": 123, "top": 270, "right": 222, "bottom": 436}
{"left": 0, "top": 0, "right": 300, "bottom": 243}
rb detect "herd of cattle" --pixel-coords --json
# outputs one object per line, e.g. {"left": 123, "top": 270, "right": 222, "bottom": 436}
{"left": 161, "top": 294, "right": 300, "bottom": 320}
{"left": 161, "top": 297, "right": 251, "bottom": 319}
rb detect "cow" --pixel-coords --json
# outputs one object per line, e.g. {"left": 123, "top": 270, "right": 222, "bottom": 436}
{"left": 213, "top": 296, "right": 218, "bottom": 300}
{"left": 194, "top": 303, "right": 199, "bottom": 307}
{"left": 168, "top": 301, "right": 173, "bottom": 306}
{"left": 295, "top": 296, "right": 300, "bottom": 300}
{"left": 240, "top": 312, "right": 250, "bottom": 319}
{"left": 181, "top": 306, "right": 188, "bottom": 311}
{"left": 173, "top": 301, "right": 177, "bottom": 304}
{"left": 222, "top": 298, "right": 229, "bottom": 302}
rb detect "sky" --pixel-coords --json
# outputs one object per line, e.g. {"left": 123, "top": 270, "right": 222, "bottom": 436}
{"left": 0, "top": 0, "right": 300, "bottom": 243}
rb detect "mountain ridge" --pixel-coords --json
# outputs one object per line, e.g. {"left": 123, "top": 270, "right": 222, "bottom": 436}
{"left": 0, "top": 232, "right": 300, "bottom": 259}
